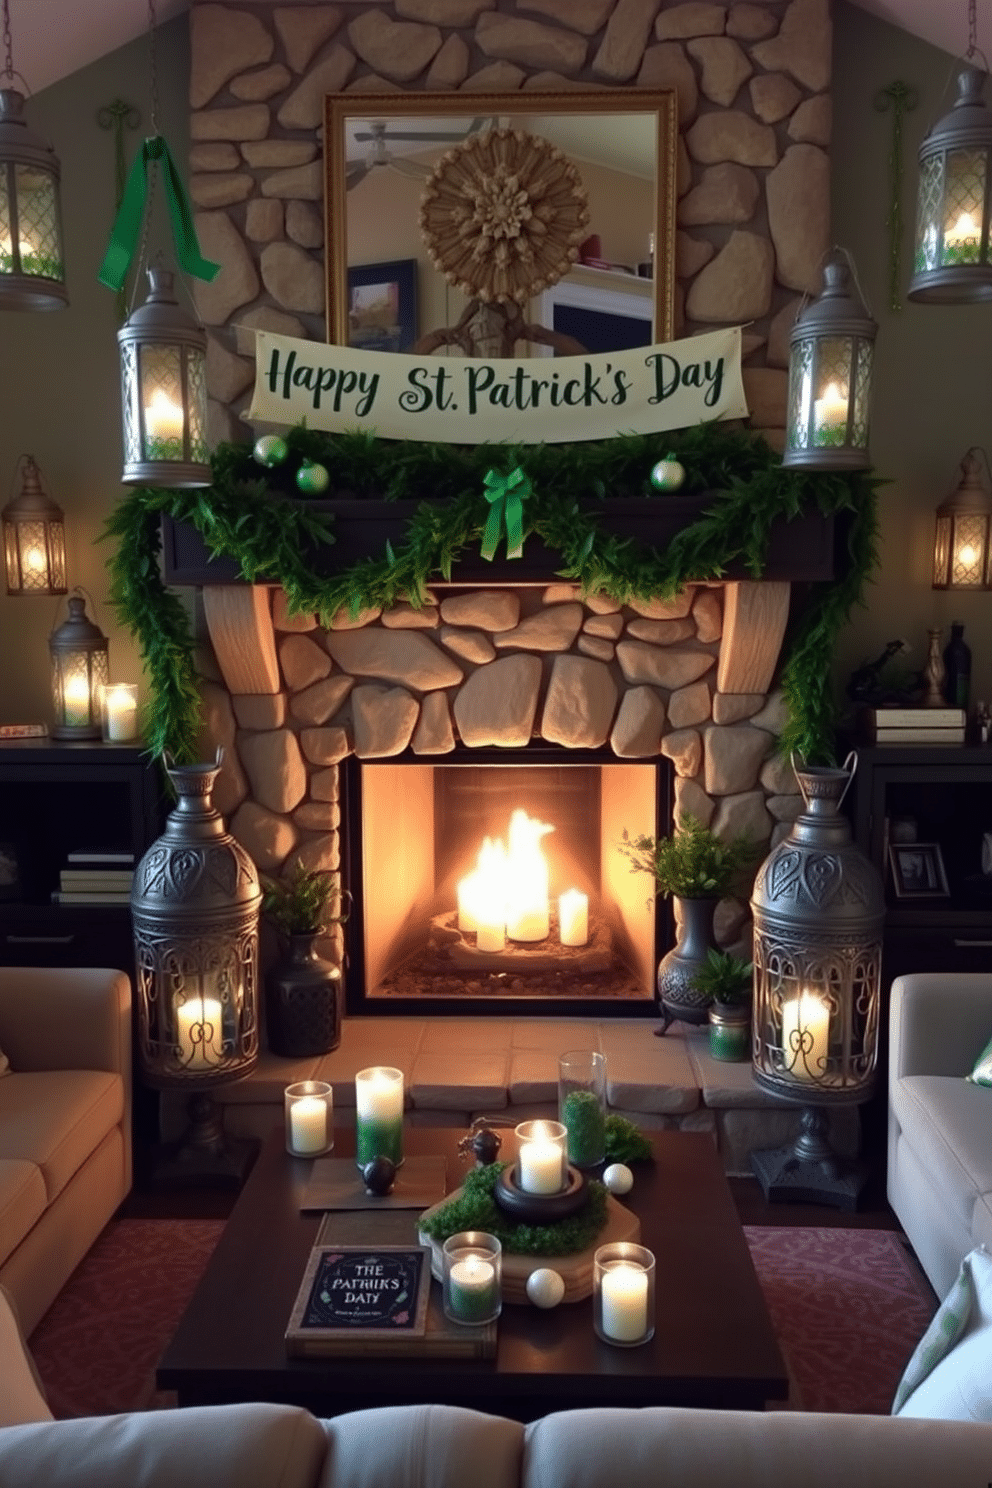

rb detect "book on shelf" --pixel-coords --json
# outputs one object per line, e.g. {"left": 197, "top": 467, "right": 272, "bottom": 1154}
{"left": 0, "top": 723, "right": 48, "bottom": 739}
{"left": 59, "top": 870, "right": 134, "bottom": 889}
{"left": 52, "top": 889, "right": 133, "bottom": 904}
{"left": 872, "top": 728, "right": 966, "bottom": 744}
{"left": 867, "top": 706, "right": 966, "bottom": 727}
{"left": 64, "top": 848, "right": 135, "bottom": 865}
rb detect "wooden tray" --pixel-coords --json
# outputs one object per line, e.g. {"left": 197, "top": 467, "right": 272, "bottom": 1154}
{"left": 417, "top": 1185, "right": 640, "bottom": 1304}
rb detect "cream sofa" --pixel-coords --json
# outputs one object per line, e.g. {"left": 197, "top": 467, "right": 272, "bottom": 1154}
{"left": 0, "top": 967, "right": 132, "bottom": 1334}
{"left": 0, "top": 1286, "right": 989, "bottom": 1488}
{"left": 888, "top": 972, "right": 992, "bottom": 1301}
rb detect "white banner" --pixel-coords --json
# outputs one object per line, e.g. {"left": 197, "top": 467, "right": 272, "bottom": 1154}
{"left": 246, "top": 327, "right": 748, "bottom": 444}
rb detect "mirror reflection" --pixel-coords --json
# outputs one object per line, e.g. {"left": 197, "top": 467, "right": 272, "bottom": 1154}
{"left": 324, "top": 91, "right": 676, "bottom": 359}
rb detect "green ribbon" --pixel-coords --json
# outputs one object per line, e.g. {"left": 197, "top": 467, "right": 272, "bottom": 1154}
{"left": 98, "top": 135, "right": 220, "bottom": 292}
{"left": 481, "top": 466, "right": 531, "bottom": 561}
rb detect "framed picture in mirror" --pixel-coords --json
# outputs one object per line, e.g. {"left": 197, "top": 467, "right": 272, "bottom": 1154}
{"left": 324, "top": 90, "right": 677, "bottom": 360}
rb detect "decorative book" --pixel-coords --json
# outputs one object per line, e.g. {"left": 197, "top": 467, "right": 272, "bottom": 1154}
{"left": 285, "top": 1243, "right": 431, "bottom": 1356}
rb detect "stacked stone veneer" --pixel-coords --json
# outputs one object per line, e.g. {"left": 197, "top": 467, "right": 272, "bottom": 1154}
{"left": 189, "top": 0, "right": 833, "bottom": 446}
{"left": 199, "top": 578, "right": 804, "bottom": 975}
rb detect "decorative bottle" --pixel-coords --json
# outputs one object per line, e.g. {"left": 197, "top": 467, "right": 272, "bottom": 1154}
{"left": 921, "top": 628, "right": 947, "bottom": 707}
{"left": 942, "top": 622, "right": 971, "bottom": 710}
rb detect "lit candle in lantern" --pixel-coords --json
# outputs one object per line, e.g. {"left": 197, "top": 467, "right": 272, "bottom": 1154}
{"left": 62, "top": 675, "right": 91, "bottom": 729}
{"left": 23, "top": 542, "right": 47, "bottom": 580}
{"left": 812, "top": 382, "right": 849, "bottom": 446}
{"left": 355, "top": 1066, "right": 404, "bottom": 1167}
{"left": 943, "top": 210, "right": 980, "bottom": 263}
{"left": 289, "top": 1095, "right": 327, "bottom": 1154}
{"left": 517, "top": 1120, "right": 566, "bottom": 1195}
{"left": 781, "top": 988, "right": 830, "bottom": 1081}
{"left": 505, "top": 809, "right": 553, "bottom": 941}
{"left": 144, "top": 388, "right": 185, "bottom": 457}
{"left": 558, "top": 888, "right": 588, "bottom": 947}
{"left": 175, "top": 995, "right": 223, "bottom": 1070}
{"left": 600, "top": 1262, "right": 649, "bottom": 1343}
{"left": 102, "top": 684, "right": 139, "bottom": 742}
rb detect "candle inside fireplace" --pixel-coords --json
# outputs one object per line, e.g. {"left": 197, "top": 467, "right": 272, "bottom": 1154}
{"left": 558, "top": 888, "right": 588, "bottom": 947}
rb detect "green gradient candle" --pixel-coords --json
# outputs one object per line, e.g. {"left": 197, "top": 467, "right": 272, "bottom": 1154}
{"left": 355, "top": 1066, "right": 404, "bottom": 1168}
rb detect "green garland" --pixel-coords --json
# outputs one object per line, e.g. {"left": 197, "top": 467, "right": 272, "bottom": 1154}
{"left": 103, "top": 423, "right": 880, "bottom": 765}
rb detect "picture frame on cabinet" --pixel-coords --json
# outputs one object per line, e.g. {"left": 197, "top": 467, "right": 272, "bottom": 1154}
{"left": 889, "top": 842, "right": 950, "bottom": 899}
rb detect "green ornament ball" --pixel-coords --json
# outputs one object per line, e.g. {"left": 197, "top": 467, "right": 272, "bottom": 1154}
{"left": 253, "top": 435, "right": 288, "bottom": 468}
{"left": 295, "top": 460, "right": 330, "bottom": 495}
{"left": 650, "top": 454, "right": 685, "bottom": 492}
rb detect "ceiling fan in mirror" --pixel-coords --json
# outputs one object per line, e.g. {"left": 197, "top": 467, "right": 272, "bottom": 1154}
{"left": 345, "top": 118, "right": 487, "bottom": 191}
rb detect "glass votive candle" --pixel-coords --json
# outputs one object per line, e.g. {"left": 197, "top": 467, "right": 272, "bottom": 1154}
{"left": 594, "top": 1242, "right": 656, "bottom": 1347}
{"left": 515, "top": 1119, "right": 568, "bottom": 1195}
{"left": 284, "top": 1080, "right": 333, "bottom": 1157}
{"left": 100, "top": 683, "right": 140, "bottom": 743}
{"left": 355, "top": 1065, "right": 404, "bottom": 1168}
{"left": 442, "top": 1231, "right": 502, "bottom": 1325}
{"left": 558, "top": 1050, "right": 607, "bottom": 1168}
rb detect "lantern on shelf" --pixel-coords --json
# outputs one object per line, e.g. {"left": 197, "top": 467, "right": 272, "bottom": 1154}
{"left": 749, "top": 754, "right": 885, "bottom": 1210}
{"left": 131, "top": 753, "right": 261, "bottom": 1183}
{"left": 2, "top": 455, "right": 67, "bottom": 596}
{"left": 117, "top": 266, "right": 210, "bottom": 487}
{"left": 932, "top": 447, "right": 992, "bottom": 590}
{"left": 48, "top": 593, "right": 110, "bottom": 741}
{"left": 0, "top": 0, "right": 68, "bottom": 312}
{"left": 908, "top": 55, "right": 992, "bottom": 304}
{"left": 782, "top": 252, "right": 877, "bottom": 472}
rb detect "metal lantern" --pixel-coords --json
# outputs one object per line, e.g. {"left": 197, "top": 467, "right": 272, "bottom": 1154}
{"left": 933, "top": 447, "right": 992, "bottom": 589}
{"left": 131, "top": 754, "right": 260, "bottom": 1181}
{"left": 908, "top": 66, "right": 992, "bottom": 304}
{"left": 0, "top": 86, "right": 68, "bottom": 311}
{"left": 117, "top": 266, "right": 210, "bottom": 487}
{"left": 48, "top": 593, "right": 110, "bottom": 741}
{"left": 2, "top": 455, "right": 67, "bottom": 595}
{"left": 782, "top": 253, "right": 877, "bottom": 472}
{"left": 749, "top": 754, "right": 885, "bottom": 1209}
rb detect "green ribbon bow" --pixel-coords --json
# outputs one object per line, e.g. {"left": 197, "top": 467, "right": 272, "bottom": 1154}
{"left": 98, "top": 136, "right": 220, "bottom": 292}
{"left": 480, "top": 466, "right": 531, "bottom": 561}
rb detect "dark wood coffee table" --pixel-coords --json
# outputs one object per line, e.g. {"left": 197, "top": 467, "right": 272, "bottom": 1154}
{"left": 156, "top": 1126, "right": 788, "bottom": 1418}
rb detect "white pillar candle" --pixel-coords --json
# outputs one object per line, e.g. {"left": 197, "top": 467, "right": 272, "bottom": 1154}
{"left": 144, "top": 388, "right": 185, "bottom": 442}
{"left": 356, "top": 1067, "right": 404, "bottom": 1124}
{"left": 600, "top": 1263, "right": 649, "bottom": 1343}
{"left": 63, "top": 675, "right": 91, "bottom": 729}
{"left": 175, "top": 996, "right": 223, "bottom": 1070}
{"left": 289, "top": 1095, "right": 327, "bottom": 1154}
{"left": 812, "top": 381, "right": 848, "bottom": 437}
{"left": 518, "top": 1120, "right": 566, "bottom": 1195}
{"left": 102, "top": 684, "right": 139, "bottom": 742}
{"left": 456, "top": 872, "right": 479, "bottom": 933}
{"left": 558, "top": 888, "right": 588, "bottom": 947}
{"left": 781, "top": 988, "right": 830, "bottom": 1082}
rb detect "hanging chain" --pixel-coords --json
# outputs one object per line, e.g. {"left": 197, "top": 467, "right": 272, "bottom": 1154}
{"left": 968, "top": 0, "right": 977, "bottom": 59}
{"left": 2, "top": 0, "right": 14, "bottom": 85}
{"left": 874, "top": 80, "right": 918, "bottom": 313}
{"left": 147, "top": 0, "right": 160, "bottom": 137}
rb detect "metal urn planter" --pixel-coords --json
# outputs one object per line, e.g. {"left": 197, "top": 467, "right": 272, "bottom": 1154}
{"left": 265, "top": 931, "right": 342, "bottom": 1058}
{"left": 656, "top": 896, "right": 721, "bottom": 1029}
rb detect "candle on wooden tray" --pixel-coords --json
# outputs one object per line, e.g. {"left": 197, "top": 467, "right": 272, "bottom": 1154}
{"left": 558, "top": 888, "right": 588, "bottom": 947}
{"left": 516, "top": 1119, "right": 567, "bottom": 1195}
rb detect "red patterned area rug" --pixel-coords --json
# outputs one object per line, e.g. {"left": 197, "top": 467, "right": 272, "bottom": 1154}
{"left": 27, "top": 1219, "right": 936, "bottom": 1420}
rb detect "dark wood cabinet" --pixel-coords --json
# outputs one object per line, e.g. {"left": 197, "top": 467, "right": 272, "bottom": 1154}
{"left": 0, "top": 740, "right": 164, "bottom": 973}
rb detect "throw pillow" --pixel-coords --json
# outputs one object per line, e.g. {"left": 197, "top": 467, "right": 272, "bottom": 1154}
{"left": 892, "top": 1246, "right": 992, "bottom": 1419}
{"left": 966, "top": 1031, "right": 992, "bottom": 1086}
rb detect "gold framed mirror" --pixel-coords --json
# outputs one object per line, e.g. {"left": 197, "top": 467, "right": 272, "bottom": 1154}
{"left": 324, "top": 89, "right": 677, "bottom": 359}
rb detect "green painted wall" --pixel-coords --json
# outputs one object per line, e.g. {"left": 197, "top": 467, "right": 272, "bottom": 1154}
{"left": 1, "top": 5, "right": 989, "bottom": 737}
{"left": 832, "top": 0, "right": 992, "bottom": 714}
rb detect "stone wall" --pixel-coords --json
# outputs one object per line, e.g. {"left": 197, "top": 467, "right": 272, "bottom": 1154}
{"left": 189, "top": 0, "right": 833, "bottom": 446}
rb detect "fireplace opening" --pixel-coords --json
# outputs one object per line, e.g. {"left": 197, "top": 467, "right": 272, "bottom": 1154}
{"left": 342, "top": 749, "right": 670, "bottom": 1018}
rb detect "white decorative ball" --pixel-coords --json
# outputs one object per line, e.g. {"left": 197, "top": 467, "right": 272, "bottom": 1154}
{"left": 603, "top": 1163, "right": 634, "bottom": 1195}
{"left": 526, "top": 1268, "right": 565, "bottom": 1309}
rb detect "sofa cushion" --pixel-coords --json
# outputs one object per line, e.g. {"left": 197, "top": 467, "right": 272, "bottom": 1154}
{"left": 316, "top": 1404, "right": 523, "bottom": 1488}
{"left": 0, "top": 1403, "right": 327, "bottom": 1488}
{"left": 967, "top": 1031, "right": 992, "bottom": 1086}
{"left": 0, "top": 1071, "right": 123, "bottom": 1204}
{"left": 894, "top": 1246, "right": 992, "bottom": 1419}
{"left": 890, "top": 1075, "right": 992, "bottom": 1230}
{"left": 0, "top": 1162, "right": 47, "bottom": 1269}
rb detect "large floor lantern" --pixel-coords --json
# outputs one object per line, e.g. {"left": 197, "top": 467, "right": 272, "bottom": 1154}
{"left": 750, "top": 754, "right": 885, "bottom": 1210}
{"left": 782, "top": 251, "right": 877, "bottom": 472}
{"left": 131, "top": 752, "right": 261, "bottom": 1184}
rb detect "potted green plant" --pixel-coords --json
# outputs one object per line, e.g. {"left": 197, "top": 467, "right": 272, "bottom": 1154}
{"left": 689, "top": 948, "right": 754, "bottom": 1062}
{"left": 618, "top": 815, "right": 759, "bottom": 1028}
{"left": 262, "top": 863, "right": 350, "bottom": 1058}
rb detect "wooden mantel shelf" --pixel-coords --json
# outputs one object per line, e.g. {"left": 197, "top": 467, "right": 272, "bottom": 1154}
{"left": 160, "top": 494, "right": 839, "bottom": 588}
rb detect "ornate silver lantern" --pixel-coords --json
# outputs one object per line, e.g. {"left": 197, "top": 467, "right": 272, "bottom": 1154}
{"left": 932, "top": 447, "right": 992, "bottom": 590}
{"left": 908, "top": 64, "right": 992, "bottom": 305}
{"left": 2, "top": 455, "right": 67, "bottom": 596}
{"left": 749, "top": 754, "right": 885, "bottom": 1209}
{"left": 131, "top": 752, "right": 261, "bottom": 1183}
{"left": 48, "top": 593, "right": 109, "bottom": 741}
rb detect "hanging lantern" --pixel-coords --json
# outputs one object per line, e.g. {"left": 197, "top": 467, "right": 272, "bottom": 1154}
{"left": 117, "top": 266, "right": 210, "bottom": 487}
{"left": 932, "top": 447, "right": 992, "bottom": 589}
{"left": 131, "top": 754, "right": 261, "bottom": 1181}
{"left": 48, "top": 593, "right": 110, "bottom": 741}
{"left": 2, "top": 455, "right": 67, "bottom": 596}
{"left": 783, "top": 253, "right": 878, "bottom": 471}
{"left": 749, "top": 755, "right": 885, "bottom": 1210}
{"left": 908, "top": 66, "right": 992, "bottom": 304}
{"left": 0, "top": 76, "right": 68, "bottom": 311}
